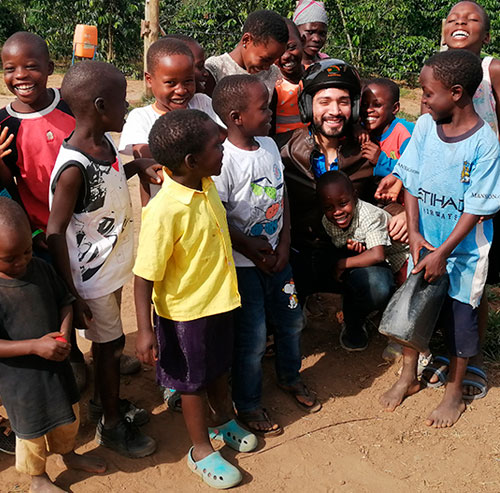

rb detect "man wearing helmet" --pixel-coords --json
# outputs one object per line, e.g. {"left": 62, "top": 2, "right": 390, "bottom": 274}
{"left": 274, "top": 59, "right": 406, "bottom": 327}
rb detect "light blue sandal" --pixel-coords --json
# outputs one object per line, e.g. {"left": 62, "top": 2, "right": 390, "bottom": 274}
{"left": 209, "top": 419, "right": 258, "bottom": 453}
{"left": 187, "top": 447, "right": 242, "bottom": 489}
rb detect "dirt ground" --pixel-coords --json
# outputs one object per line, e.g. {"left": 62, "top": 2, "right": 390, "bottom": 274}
{"left": 1, "top": 76, "right": 500, "bottom": 493}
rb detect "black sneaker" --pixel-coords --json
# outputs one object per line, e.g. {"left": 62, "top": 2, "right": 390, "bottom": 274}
{"left": 339, "top": 324, "right": 369, "bottom": 352}
{"left": 88, "top": 399, "right": 150, "bottom": 426}
{"left": 95, "top": 418, "right": 156, "bottom": 458}
{"left": 0, "top": 425, "right": 15, "bottom": 455}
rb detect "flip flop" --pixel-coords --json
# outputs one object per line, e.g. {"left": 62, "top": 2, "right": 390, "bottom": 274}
{"left": 237, "top": 408, "right": 283, "bottom": 437}
{"left": 187, "top": 447, "right": 242, "bottom": 489}
{"left": 421, "top": 355, "right": 450, "bottom": 388}
{"left": 279, "top": 382, "right": 322, "bottom": 413}
{"left": 209, "top": 419, "right": 258, "bottom": 452}
{"left": 462, "top": 365, "right": 488, "bottom": 401}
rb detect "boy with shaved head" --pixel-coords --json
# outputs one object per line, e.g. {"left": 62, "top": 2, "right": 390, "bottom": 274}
{"left": 47, "top": 61, "right": 157, "bottom": 458}
{"left": 0, "top": 197, "right": 106, "bottom": 492}
{"left": 0, "top": 31, "right": 90, "bottom": 387}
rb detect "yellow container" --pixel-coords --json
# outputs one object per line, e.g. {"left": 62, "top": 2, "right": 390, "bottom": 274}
{"left": 73, "top": 25, "right": 98, "bottom": 58}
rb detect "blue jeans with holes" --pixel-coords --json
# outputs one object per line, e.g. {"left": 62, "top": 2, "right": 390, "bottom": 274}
{"left": 232, "top": 263, "right": 304, "bottom": 413}
{"left": 342, "top": 264, "right": 395, "bottom": 333}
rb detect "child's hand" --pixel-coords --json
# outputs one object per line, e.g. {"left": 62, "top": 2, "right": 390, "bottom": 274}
{"left": 271, "top": 240, "right": 289, "bottom": 273}
{"left": 353, "top": 123, "right": 370, "bottom": 145}
{"left": 136, "top": 329, "right": 158, "bottom": 366}
{"left": 0, "top": 127, "right": 14, "bottom": 160}
{"left": 388, "top": 212, "right": 408, "bottom": 244}
{"left": 361, "top": 141, "right": 381, "bottom": 165}
{"left": 33, "top": 332, "right": 71, "bottom": 361}
{"left": 408, "top": 232, "right": 435, "bottom": 267}
{"left": 346, "top": 238, "right": 366, "bottom": 253}
{"left": 73, "top": 298, "right": 93, "bottom": 329}
{"left": 375, "top": 174, "right": 403, "bottom": 203}
{"left": 138, "top": 163, "right": 163, "bottom": 186}
{"left": 412, "top": 249, "right": 446, "bottom": 283}
{"left": 240, "top": 236, "right": 275, "bottom": 275}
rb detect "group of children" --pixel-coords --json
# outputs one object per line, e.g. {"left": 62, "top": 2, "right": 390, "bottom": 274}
{"left": 0, "top": 0, "right": 499, "bottom": 491}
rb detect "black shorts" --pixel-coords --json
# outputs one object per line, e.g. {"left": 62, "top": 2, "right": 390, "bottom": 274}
{"left": 438, "top": 296, "right": 479, "bottom": 358}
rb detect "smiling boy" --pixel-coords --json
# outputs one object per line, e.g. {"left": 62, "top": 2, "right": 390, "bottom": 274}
{"left": 383, "top": 50, "right": 500, "bottom": 427}
{"left": 212, "top": 75, "right": 321, "bottom": 436}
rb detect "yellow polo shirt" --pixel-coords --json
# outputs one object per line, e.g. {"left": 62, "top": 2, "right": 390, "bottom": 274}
{"left": 133, "top": 174, "right": 240, "bottom": 321}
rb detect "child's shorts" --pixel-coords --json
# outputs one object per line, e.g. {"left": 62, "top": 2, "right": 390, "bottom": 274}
{"left": 16, "top": 403, "right": 79, "bottom": 476}
{"left": 78, "top": 289, "right": 123, "bottom": 343}
{"left": 155, "top": 311, "right": 234, "bottom": 393}
{"left": 438, "top": 296, "right": 479, "bottom": 358}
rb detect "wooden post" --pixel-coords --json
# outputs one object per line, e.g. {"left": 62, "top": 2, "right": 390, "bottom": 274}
{"left": 142, "top": 0, "right": 160, "bottom": 97}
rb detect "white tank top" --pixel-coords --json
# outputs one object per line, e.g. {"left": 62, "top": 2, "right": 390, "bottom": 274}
{"left": 473, "top": 56, "right": 499, "bottom": 137}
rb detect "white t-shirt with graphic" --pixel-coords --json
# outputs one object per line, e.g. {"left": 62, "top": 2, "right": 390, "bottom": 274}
{"left": 213, "top": 137, "right": 285, "bottom": 267}
{"left": 119, "top": 93, "right": 222, "bottom": 156}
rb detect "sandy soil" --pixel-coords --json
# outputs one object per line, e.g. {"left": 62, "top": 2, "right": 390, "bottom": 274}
{"left": 1, "top": 76, "right": 500, "bottom": 493}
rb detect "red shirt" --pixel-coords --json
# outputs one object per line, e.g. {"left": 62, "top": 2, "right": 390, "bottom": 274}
{"left": 0, "top": 89, "right": 75, "bottom": 230}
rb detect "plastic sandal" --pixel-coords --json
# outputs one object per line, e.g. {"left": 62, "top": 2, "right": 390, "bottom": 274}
{"left": 209, "top": 419, "right": 258, "bottom": 453}
{"left": 187, "top": 447, "right": 242, "bottom": 489}
{"left": 462, "top": 365, "right": 488, "bottom": 401}
{"left": 421, "top": 355, "right": 450, "bottom": 388}
{"left": 279, "top": 382, "right": 322, "bottom": 413}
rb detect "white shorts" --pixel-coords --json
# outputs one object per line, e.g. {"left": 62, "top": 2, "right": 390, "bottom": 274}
{"left": 78, "top": 289, "right": 123, "bottom": 343}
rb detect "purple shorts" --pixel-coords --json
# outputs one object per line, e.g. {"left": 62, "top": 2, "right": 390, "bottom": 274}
{"left": 154, "top": 311, "right": 234, "bottom": 392}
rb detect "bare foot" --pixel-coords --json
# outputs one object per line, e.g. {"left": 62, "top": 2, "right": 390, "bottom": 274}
{"left": 58, "top": 451, "right": 107, "bottom": 473}
{"left": 425, "top": 392, "right": 466, "bottom": 428}
{"left": 379, "top": 377, "right": 422, "bottom": 412}
{"left": 30, "top": 473, "right": 66, "bottom": 493}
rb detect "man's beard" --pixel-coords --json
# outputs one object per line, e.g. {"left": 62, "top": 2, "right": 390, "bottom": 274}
{"left": 312, "top": 116, "right": 348, "bottom": 138}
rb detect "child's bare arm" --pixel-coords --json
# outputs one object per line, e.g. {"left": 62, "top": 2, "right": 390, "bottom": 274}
{"left": 134, "top": 275, "right": 158, "bottom": 365}
{"left": 404, "top": 189, "right": 435, "bottom": 266}
{"left": 338, "top": 245, "right": 385, "bottom": 270}
{"left": 272, "top": 189, "right": 291, "bottom": 273}
{"left": 489, "top": 58, "right": 500, "bottom": 141}
{"left": 132, "top": 144, "right": 153, "bottom": 159}
{"left": 46, "top": 166, "right": 93, "bottom": 329}
{"left": 59, "top": 304, "right": 73, "bottom": 343}
{"left": 0, "top": 333, "right": 70, "bottom": 361}
{"left": 132, "top": 145, "right": 154, "bottom": 206}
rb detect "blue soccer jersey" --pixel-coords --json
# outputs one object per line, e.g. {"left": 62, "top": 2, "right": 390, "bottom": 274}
{"left": 394, "top": 113, "right": 500, "bottom": 307}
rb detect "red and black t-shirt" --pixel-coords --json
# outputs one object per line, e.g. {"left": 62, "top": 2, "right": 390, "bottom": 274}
{"left": 0, "top": 88, "right": 75, "bottom": 230}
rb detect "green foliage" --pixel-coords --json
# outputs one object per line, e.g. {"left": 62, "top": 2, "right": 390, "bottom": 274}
{"left": 0, "top": 0, "right": 499, "bottom": 84}
{"left": 159, "top": 0, "right": 293, "bottom": 57}
{"left": 485, "top": 308, "right": 500, "bottom": 362}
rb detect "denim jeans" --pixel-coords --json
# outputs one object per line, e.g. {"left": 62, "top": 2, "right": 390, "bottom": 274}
{"left": 232, "top": 263, "right": 304, "bottom": 413}
{"left": 342, "top": 264, "right": 395, "bottom": 333}
{"left": 289, "top": 244, "right": 342, "bottom": 305}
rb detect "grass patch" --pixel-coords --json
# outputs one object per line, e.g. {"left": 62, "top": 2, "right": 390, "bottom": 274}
{"left": 485, "top": 308, "right": 500, "bottom": 362}
{"left": 398, "top": 111, "right": 418, "bottom": 122}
